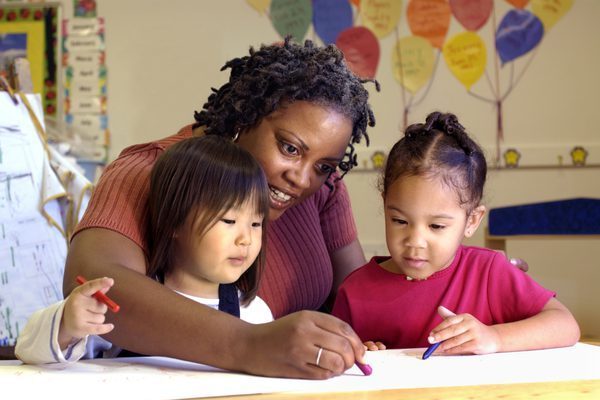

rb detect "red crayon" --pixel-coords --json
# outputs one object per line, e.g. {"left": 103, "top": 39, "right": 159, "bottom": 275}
{"left": 76, "top": 275, "right": 120, "bottom": 313}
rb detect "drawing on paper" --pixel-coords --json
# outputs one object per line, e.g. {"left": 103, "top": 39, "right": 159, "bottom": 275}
{"left": 0, "top": 94, "right": 67, "bottom": 346}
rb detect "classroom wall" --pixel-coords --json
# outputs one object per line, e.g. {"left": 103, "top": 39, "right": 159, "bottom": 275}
{"left": 71, "top": 1, "right": 598, "bottom": 338}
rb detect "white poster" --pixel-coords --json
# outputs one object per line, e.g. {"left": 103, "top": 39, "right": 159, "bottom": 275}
{"left": 0, "top": 93, "right": 91, "bottom": 346}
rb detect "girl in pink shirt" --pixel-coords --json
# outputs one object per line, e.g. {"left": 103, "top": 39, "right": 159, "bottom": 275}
{"left": 333, "top": 112, "right": 580, "bottom": 356}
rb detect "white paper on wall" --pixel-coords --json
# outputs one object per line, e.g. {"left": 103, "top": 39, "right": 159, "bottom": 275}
{"left": 0, "top": 92, "right": 91, "bottom": 346}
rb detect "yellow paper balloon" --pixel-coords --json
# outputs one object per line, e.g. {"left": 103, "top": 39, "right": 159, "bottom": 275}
{"left": 442, "top": 31, "right": 486, "bottom": 90}
{"left": 360, "top": 0, "right": 403, "bottom": 38}
{"left": 246, "top": 0, "right": 271, "bottom": 14}
{"left": 531, "top": 0, "right": 573, "bottom": 30}
{"left": 392, "top": 36, "right": 434, "bottom": 94}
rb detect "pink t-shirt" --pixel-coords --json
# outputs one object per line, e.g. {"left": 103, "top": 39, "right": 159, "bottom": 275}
{"left": 74, "top": 125, "right": 358, "bottom": 318}
{"left": 332, "top": 245, "right": 555, "bottom": 349}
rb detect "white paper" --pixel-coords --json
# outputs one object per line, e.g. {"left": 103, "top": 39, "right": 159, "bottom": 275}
{"left": 0, "top": 93, "right": 92, "bottom": 346}
{"left": 0, "top": 94, "right": 68, "bottom": 346}
{"left": 1, "top": 343, "right": 598, "bottom": 400}
{"left": 68, "top": 96, "right": 103, "bottom": 114}
{"left": 63, "top": 18, "right": 104, "bottom": 36}
{"left": 63, "top": 36, "right": 104, "bottom": 53}
{"left": 63, "top": 52, "right": 104, "bottom": 69}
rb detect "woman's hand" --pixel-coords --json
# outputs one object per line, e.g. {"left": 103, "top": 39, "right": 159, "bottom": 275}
{"left": 58, "top": 277, "right": 115, "bottom": 349}
{"left": 428, "top": 306, "right": 500, "bottom": 356}
{"left": 242, "top": 310, "right": 366, "bottom": 379}
{"left": 509, "top": 257, "right": 529, "bottom": 272}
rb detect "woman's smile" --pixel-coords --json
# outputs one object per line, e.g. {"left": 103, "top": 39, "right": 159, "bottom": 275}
{"left": 268, "top": 185, "right": 294, "bottom": 209}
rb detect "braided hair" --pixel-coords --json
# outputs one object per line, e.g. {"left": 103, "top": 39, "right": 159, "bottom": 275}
{"left": 381, "top": 112, "right": 487, "bottom": 212}
{"left": 194, "top": 36, "right": 378, "bottom": 179}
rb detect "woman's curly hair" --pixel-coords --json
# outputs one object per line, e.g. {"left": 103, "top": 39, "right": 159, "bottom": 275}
{"left": 194, "top": 36, "right": 378, "bottom": 178}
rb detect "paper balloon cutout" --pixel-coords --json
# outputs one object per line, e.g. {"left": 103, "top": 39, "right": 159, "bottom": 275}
{"left": 407, "top": 0, "right": 451, "bottom": 49}
{"left": 392, "top": 35, "right": 435, "bottom": 94}
{"left": 360, "top": 0, "right": 403, "bottom": 38}
{"left": 449, "top": 0, "right": 493, "bottom": 31}
{"left": 443, "top": 31, "right": 486, "bottom": 90}
{"left": 505, "top": 0, "right": 529, "bottom": 8}
{"left": 496, "top": 9, "right": 544, "bottom": 64}
{"left": 270, "top": 0, "right": 312, "bottom": 42}
{"left": 532, "top": 0, "right": 573, "bottom": 30}
{"left": 313, "top": 0, "right": 353, "bottom": 45}
{"left": 246, "top": 0, "right": 270, "bottom": 14}
{"left": 336, "top": 26, "right": 380, "bottom": 79}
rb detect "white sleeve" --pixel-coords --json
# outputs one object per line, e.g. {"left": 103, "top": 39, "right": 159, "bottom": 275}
{"left": 15, "top": 300, "right": 88, "bottom": 364}
{"left": 240, "top": 296, "right": 274, "bottom": 324}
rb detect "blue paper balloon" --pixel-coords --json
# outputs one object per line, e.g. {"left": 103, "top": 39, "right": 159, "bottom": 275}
{"left": 496, "top": 9, "right": 544, "bottom": 64}
{"left": 313, "top": 0, "right": 353, "bottom": 45}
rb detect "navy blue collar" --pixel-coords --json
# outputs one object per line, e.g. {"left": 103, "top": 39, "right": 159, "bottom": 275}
{"left": 218, "top": 283, "right": 240, "bottom": 318}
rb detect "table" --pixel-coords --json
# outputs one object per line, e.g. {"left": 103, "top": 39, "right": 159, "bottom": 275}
{"left": 217, "top": 379, "right": 600, "bottom": 400}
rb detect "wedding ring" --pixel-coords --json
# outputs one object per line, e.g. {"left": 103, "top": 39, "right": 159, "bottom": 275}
{"left": 315, "top": 347, "right": 323, "bottom": 366}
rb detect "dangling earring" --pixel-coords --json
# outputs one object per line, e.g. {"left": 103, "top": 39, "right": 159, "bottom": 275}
{"left": 232, "top": 128, "right": 240, "bottom": 143}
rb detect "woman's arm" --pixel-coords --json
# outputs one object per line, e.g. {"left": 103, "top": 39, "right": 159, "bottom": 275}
{"left": 330, "top": 239, "right": 367, "bottom": 293}
{"left": 320, "top": 239, "right": 367, "bottom": 313}
{"left": 64, "top": 228, "right": 366, "bottom": 379}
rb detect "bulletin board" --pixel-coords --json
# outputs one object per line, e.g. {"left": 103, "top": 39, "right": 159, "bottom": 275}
{"left": 0, "top": 3, "right": 61, "bottom": 117}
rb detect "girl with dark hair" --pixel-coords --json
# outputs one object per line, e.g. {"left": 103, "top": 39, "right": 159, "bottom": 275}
{"left": 145, "top": 135, "right": 270, "bottom": 319}
{"left": 333, "top": 112, "right": 579, "bottom": 355}
{"left": 16, "top": 136, "right": 273, "bottom": 364}
{"left": 61, "top": 37, "right": 374, "bottom": 378}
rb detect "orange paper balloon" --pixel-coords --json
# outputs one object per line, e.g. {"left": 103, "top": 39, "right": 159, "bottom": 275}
{"left": 407, "top": 0, "right": 451, "bottom": 49}
{"left": 505, "top": 0, "right": 529, "bottom": 8}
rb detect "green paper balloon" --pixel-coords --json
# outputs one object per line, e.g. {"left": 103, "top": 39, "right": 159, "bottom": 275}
{"left": 270, "top": 0, "right": 312, "bottom": 42}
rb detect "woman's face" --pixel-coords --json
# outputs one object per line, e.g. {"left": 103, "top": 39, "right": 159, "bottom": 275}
{"left": 236, "top": 101, "right": 353, "bottom": 221}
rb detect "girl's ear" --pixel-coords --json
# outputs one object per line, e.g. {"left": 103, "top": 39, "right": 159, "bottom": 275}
{"left": 464, "top": 205, "right": 486, "bottom": 238}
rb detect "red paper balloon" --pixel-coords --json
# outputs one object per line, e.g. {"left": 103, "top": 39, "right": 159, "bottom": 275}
{"left": 450, "top": 0, "right": 493, "bottom": 31}
{"left": 336, "top": 26, "right": 380, "bottom": 79}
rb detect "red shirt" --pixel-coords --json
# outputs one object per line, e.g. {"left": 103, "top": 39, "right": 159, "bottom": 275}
{"left": 332, "top": 245, "right": 555, "bottom": 348}
{"left": 74, "top": 125, "right": 358, "bottom": 317}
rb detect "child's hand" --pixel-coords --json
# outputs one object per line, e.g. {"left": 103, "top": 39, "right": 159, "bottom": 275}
{"left": 428, "top": 306, "right": 500, "bottom": 355}
{"left": 58, "top": 277, "right": 115, "bottom": 350}
{"left": 363, "top": 341, "right": 386, "bottom": 351}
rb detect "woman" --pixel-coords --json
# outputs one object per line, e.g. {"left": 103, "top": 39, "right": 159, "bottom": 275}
{"left": 63, "top": 37, "right": 377, "bottom": 379}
